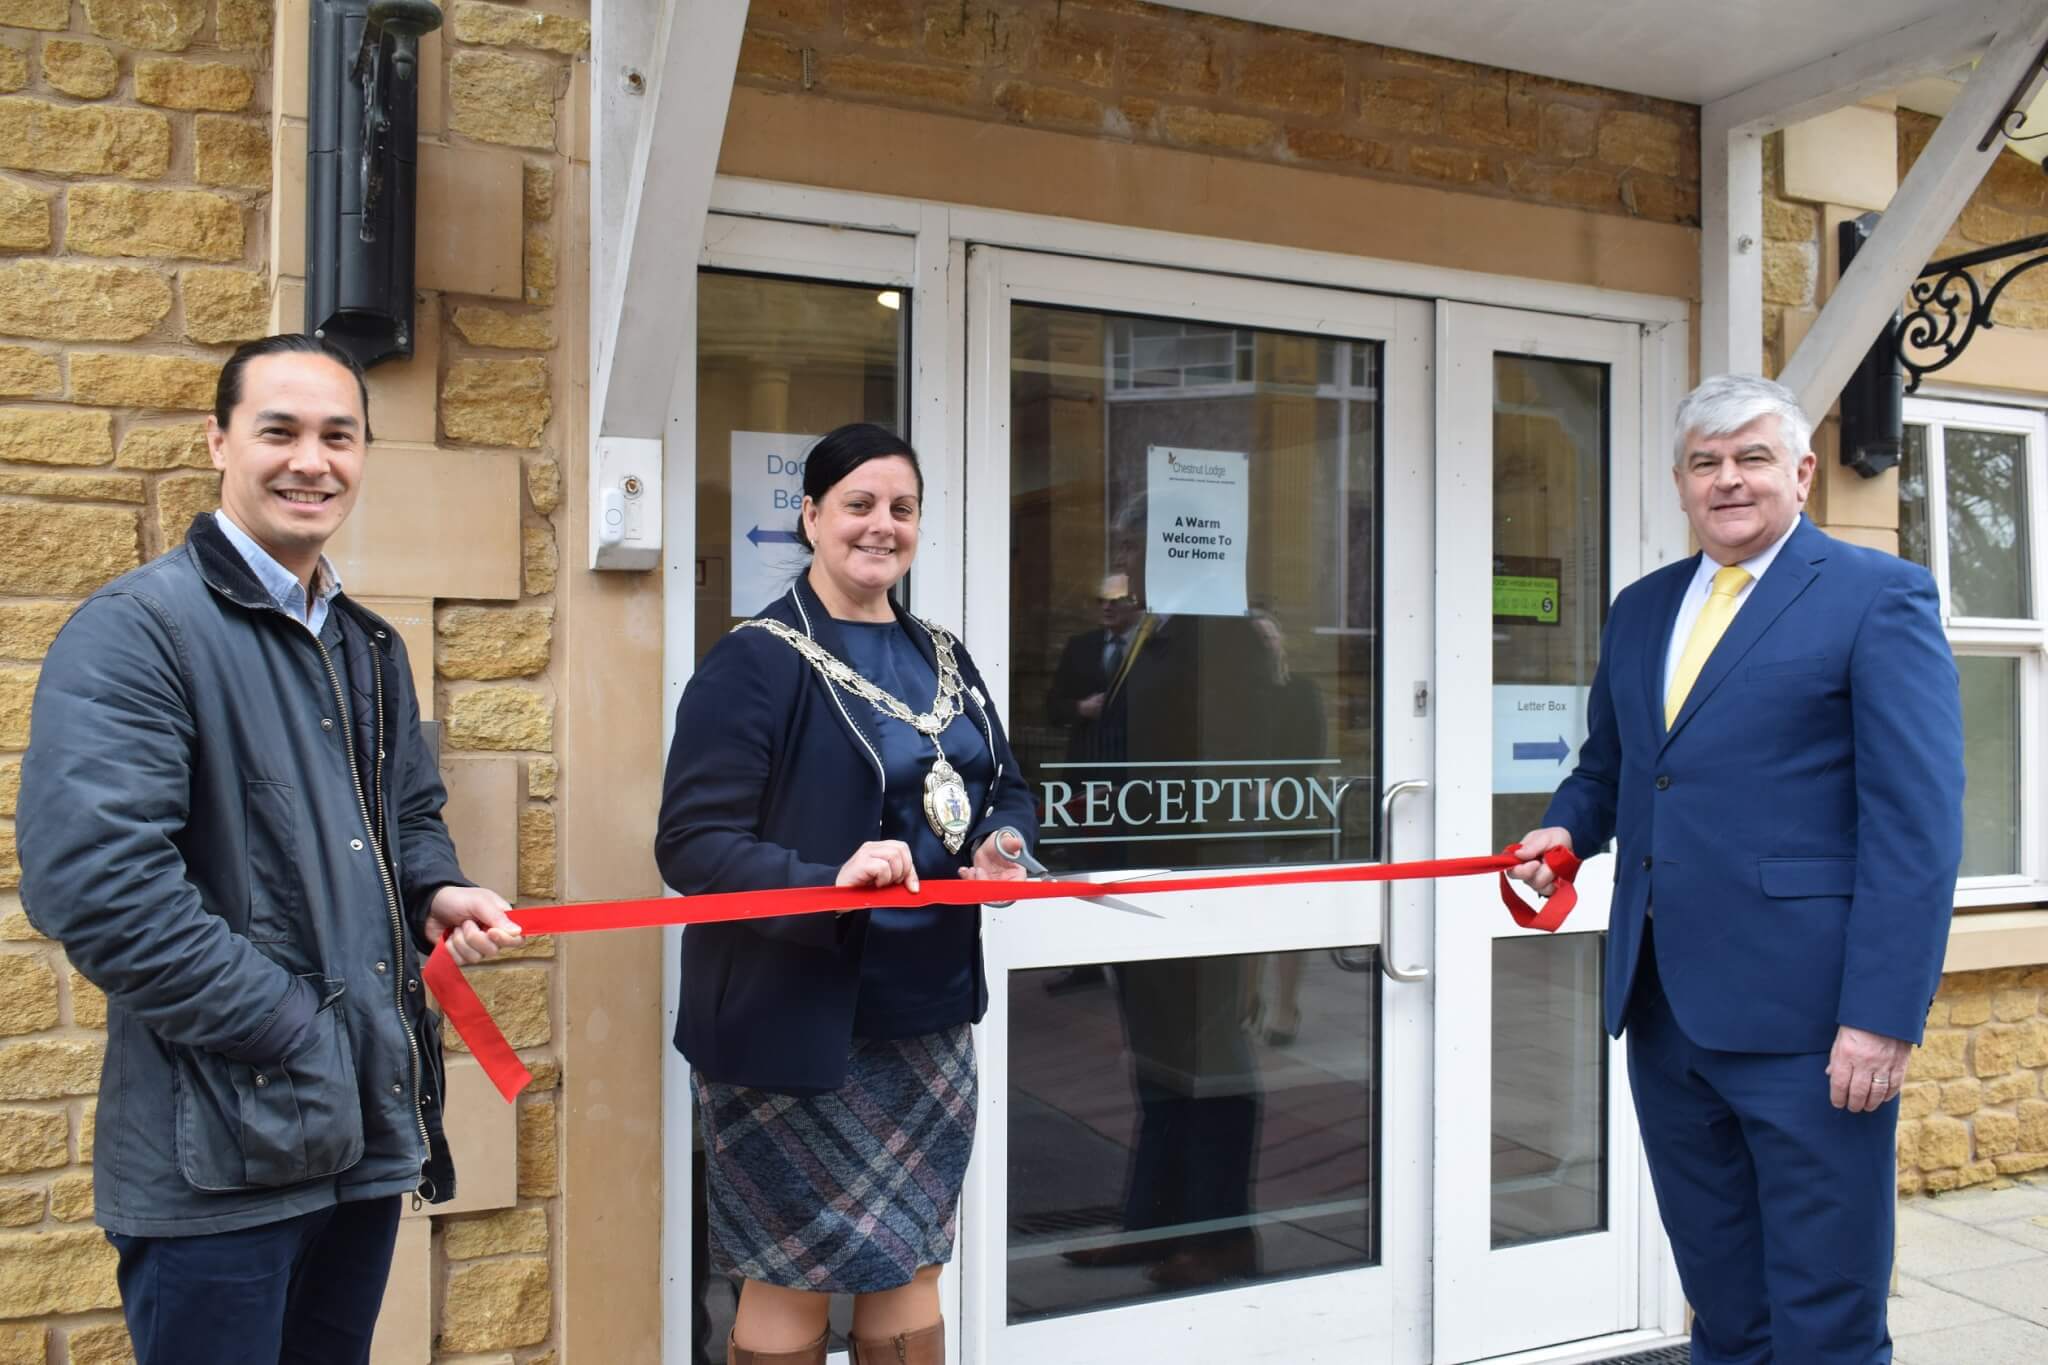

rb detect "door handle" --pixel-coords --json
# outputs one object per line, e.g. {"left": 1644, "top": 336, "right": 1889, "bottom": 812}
{"left": 1379, "top": 778, "right": 1431, "bottom": 984}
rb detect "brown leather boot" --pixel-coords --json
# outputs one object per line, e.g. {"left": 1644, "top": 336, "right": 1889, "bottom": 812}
{"left": 850, "top": 1321, "right": 944, "bottom": 1364}
{"left": 728, "top": 1328, "right": 828, "bottom": 1365}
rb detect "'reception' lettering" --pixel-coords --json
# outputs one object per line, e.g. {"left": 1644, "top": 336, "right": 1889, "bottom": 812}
{"left": 1041, "top": 775, "right": 1341, "bottom": 830}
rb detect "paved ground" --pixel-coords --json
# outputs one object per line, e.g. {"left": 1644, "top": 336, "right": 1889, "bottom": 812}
{"left": 1891, "top": 1177, "right": 2048, "bottom": 1364}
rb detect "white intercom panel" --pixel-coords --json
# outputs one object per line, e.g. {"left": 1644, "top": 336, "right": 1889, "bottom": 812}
{"left": 589, "top": 436, "right": 662, "bottom": 571}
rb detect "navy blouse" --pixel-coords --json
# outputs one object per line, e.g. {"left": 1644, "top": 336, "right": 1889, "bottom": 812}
{"left": 835, "top": 619, "right": 991, "bottom": 1039}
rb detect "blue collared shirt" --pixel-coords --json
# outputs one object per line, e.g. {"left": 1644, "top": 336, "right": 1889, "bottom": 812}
{"left": 212, "top": 510, "right": 343, "bottom": 637}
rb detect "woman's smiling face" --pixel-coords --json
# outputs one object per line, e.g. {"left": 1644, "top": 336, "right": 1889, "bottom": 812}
{"left": 802, "top": 454, "right": 921, "bottom": 612}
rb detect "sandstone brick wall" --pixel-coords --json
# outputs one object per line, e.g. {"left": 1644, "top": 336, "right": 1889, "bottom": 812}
{"left": 739, "top": 0, "right": 1701, "bottom": 226}
{"left": 1758, "top": 132, "right": 1819, "bottom": 381}
{"left": 0, "top": 0, "right": 267, "bottom": 1354}
{"left": 0, "top": 0, "right": 586, "bottom": 1355}
{"left": 1900, "top": 968, "right": 2048, "bottom": 1193}
{"left": 1898, "top": 110, "right": 2048, "bottom": 329}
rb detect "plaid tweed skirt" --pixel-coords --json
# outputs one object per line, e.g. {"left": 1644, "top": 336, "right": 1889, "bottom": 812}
{"left": 694, "top": 1024, "right": 978, "bottom": 1293}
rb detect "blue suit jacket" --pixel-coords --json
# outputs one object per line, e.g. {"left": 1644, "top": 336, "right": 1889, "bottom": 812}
{"left": 656, "top": 576, "right": 1039, "bottom": 1095}
{"left": 1542, "top": 518, "right": 1963, "bottom": 1053}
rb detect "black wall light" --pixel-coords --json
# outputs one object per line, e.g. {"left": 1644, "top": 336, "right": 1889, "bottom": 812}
{"left": 1836, "top": 213, "right": 1905, "bottom": 480}
{"left": 307, "top": 0, "right": 442, "bottom": 369}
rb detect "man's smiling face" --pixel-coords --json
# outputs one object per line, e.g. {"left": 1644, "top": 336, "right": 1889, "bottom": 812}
{"left": 1674, "top": 413, "right": 1815, "bottom": 565}
{"left": 207, "top": 351, "right": 367, "bottom": 582}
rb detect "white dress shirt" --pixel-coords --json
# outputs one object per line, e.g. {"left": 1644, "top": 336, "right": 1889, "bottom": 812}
{"left": 1660, "top": 515, "right": 1802, "bottom": 699}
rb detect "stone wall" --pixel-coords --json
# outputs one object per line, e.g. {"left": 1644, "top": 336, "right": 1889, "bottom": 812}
{"left": 1901, "top": 968, "right": 2048, "bottom": 1193}
{"left": 0, "top": 0, "right": 586, "bottom": 1356}
{"left": 737, "top": 0, "right": 1701, "bottom": 226}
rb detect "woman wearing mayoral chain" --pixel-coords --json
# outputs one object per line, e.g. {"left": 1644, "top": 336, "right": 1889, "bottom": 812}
{"left": 657, "top": 424, "right": 1040, "bottom": 1365}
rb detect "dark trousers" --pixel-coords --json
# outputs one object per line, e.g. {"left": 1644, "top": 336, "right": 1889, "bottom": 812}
{"left": 108, "top": 1196, "right": 402, "bottom": 1365}
{"left": 1627, "top": 928, "right": 1897, "bottom": 1365}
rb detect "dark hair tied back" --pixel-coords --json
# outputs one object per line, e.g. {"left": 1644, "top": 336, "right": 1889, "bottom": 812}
{"left": 795, "top": 423, "right": 923, "bottom": 551}
{"left": 214, "top": 334, "right": 374, "bottom": 444}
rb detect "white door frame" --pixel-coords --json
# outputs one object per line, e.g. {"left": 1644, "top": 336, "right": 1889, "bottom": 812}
{"left": 659, "top": 181, "right": 1695, "bottom": 1365}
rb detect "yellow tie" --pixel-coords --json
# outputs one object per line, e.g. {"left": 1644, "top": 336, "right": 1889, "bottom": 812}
{"left": 1665, "top": 565, "right": 1752, "bottom": 727}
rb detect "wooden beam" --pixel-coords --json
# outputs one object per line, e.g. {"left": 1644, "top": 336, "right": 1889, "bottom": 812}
{"left": 1780, "top": 4, "right": 2048, "bottom": 419}
{"left": 1698, "top": 0, "right": 2039, "bottom": 383}
{"left": 1704, "top": 0, "right": 2018, "bottom": 136}
{"left": 1699, "top": 123, "right": 1764, "bottom": 376}
{"left": 590, "top": 0, "right": 660, "bottom": 335}
{"left": 592, "top": 0, "right": 745, "bottom": 440}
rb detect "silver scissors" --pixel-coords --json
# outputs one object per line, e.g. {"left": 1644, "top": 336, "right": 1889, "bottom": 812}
{"left": 985, "top": 827, "right": 1164, "bottom": 918}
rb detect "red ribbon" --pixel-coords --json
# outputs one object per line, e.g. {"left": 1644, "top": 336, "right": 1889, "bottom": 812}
{"left": 425, "top": 844, "right": 1581, "bottom": 1102}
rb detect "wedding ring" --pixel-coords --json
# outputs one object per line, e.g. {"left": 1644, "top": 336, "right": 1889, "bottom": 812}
{"left": 1872, "top": 1075, "right": 1889, "bottom": 1089}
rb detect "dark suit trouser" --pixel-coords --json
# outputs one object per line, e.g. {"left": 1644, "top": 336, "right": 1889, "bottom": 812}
{"left": 1627, "top": 928, "right": 1897, "bottom": 1365}
{"left": 108, "top": 1195, "right": 401, "bottom": 1365}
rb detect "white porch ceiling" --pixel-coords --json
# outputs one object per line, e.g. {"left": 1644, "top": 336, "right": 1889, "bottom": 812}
{"left": 1174, "top": 0, "right": 1968, "bottom": 106}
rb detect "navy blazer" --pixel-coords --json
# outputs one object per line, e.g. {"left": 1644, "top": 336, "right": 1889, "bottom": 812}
{"left": 657, "top": 576, "right": 1039, "bottom": 1095}
{"left": 1543, "top": 518, "right": 1964, "bottom": 1053}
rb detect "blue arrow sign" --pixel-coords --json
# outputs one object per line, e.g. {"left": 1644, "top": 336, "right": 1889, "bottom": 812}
{"left": 1512, "top": 736, "right": 1571, "bottom": 764}
{"left": 746, "top": 526, "right": 802, "bottom": 547}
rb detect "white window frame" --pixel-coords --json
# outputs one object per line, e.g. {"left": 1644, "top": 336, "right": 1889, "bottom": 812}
{"left": 1901, "top": 393, "right": 2047, "bottom": 906}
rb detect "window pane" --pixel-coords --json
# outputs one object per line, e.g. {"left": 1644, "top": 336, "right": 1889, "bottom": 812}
{"left": 1493, "top": 936, "right": 1606, "bottom": 1246}
{"left": 692, "top": 272, "right": 908, "bottom": 664}
{"left": 1958, "top": 656, "right": 2023, "bottom": 878}
{"left": 1944, "top": 426, "right": 2032, "bottom": 619}
{"left": 1489, "top": 355, "right": 1609, "bottom": 1248}
{"left": 1491, "top": 355, "right": 1607, "bottom": 849}
{"left": 1006, "top": 304, "right": 1380, "bottom": 872}
{"left": 1899, "top": 424, "right": 1932, "bottom": 572}
{"left": 1007, "top": 949, "right": 1378, "bottom": 1322}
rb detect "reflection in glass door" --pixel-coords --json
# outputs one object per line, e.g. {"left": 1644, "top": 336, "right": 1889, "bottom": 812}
{"left": 964, "top": 248, "right": 1434, "bottom": 1364}
{"left": 1003, "top": 305, "right": 1386, "bottom": 1319}
{"left": 1488, "top": 355, "right": 1609, "bottom": 1251}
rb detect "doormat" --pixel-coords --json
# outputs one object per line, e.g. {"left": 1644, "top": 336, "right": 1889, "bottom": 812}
{"left": 1593, "top": 1349, "right": 1690, "bottom": 1364}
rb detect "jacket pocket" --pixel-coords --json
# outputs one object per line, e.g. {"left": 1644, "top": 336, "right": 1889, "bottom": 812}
{"left": 173, "top": 978, "right": 366, "bottom": 1192}
{"left": 244, "top": 780, "right": 302, "bottom": 944}
{"left": 1757, "top": 857, "right": 1856, "bottom": 899}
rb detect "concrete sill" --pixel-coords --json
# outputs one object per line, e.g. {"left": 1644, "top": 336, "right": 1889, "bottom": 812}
{"left": 1942, "top": 907, "right": 2048, "bottom": 974}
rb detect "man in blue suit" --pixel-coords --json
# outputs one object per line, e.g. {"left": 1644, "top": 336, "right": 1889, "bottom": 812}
{"left": 1511, "top": 374, "right": 1963, "bottom": 1363}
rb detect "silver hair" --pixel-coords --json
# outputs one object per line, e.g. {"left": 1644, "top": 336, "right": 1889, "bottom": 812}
{"left": 1671, "top": 375, "right": 1813, "bottom": 466}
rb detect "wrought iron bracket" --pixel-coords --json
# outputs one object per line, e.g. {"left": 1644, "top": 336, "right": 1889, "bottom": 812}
{"left": 1897, "top": 227, "right": 2048, "bottom": 391}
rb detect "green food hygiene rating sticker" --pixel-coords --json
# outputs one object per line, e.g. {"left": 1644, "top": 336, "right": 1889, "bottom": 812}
{"left": 1493, "top": 574, "right": 1560, "bottom": 624}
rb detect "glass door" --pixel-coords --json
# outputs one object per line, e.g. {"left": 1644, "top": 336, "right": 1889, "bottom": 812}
{"left": 960, "top": 248, "right": 1435, "bottom": 1363}
{"left": 1431, "top": 301, "right": 1648, "bottom": 1362}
